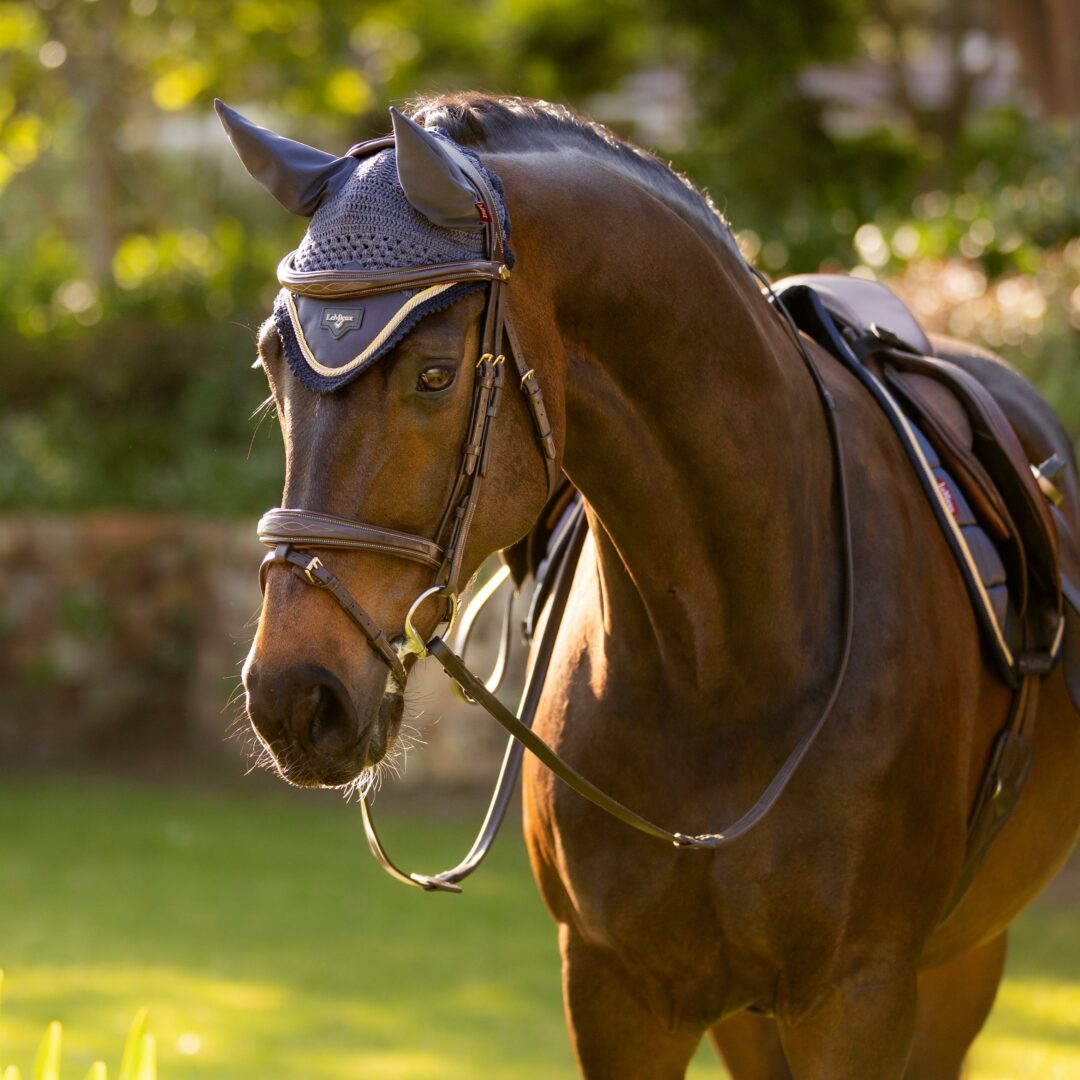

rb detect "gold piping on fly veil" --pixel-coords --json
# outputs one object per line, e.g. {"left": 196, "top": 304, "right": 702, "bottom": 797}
{"left": 282, "top": 283, "right": 455, "bottom": 379}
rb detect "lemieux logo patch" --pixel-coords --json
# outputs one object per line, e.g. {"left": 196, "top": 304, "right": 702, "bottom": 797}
{"left": 320, "top": 308, "right": 364, "bottom": 339}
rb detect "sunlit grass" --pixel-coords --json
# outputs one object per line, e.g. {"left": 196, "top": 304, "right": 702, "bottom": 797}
{"left": 968, "top": 906, "right": 1080, "bottom": 1080}
{"left": 0, "top": 978, "right": 153, "bottom": 1080}
{"left": 0, "top": 777, "right": 1073, "bottom": 1078}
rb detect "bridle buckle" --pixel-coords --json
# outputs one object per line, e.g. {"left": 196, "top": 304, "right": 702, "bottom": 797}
{"left": 304, "top": 556, "right": 324, "bottom": 585}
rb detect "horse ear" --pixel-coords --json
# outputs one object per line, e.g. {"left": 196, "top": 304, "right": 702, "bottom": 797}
{"left": 390, "top": 107, "right": 484, "bottom": 230}
{"left": 214, "top": 99, "right": 356, "bottom": 217}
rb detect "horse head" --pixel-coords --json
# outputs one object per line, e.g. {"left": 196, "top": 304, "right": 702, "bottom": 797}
{"left": 219, "top": 100, "right": 557, "bottom": 789}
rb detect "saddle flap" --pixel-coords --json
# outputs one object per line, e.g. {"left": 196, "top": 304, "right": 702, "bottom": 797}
{"left": 774, "top": 273, "right": 933, "bottom": 357}
{"left": 890, "top": 352, "right": 1061, "bottom": 598}
{"left": 884, "top": 367, "right": 1014, "bottom": 544}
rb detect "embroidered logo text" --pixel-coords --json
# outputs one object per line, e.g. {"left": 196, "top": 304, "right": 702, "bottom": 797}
{"left": 321, "top": 308, "right": 364, "bottom": 339}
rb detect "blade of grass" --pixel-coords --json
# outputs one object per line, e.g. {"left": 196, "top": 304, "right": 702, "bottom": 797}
{"left": 84, "top": 1064, "right": 108, "bottom": 1080}
{"left": 116, "top": 1009, "right": 147, "bottom": 1080}
{"left": 31, "top": 1023, "right": 61, "bottom": 1080}
{"left": 2, "top": 1066, "right": 21, "bottom": 1080}
{"left": 132, "top": 1034, "right": 154, "bottom": 1080}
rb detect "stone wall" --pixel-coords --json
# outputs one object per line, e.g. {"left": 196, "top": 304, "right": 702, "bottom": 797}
{"left": 0, "top": 515, "right": 512, "bottom": 788}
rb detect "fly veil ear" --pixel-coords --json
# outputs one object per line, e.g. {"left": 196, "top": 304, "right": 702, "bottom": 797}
{"left": 214, "top": 99, "right": 357, "bottom": 216}
{"left": 215, "top": 100, "right": 504, "bottom": 391}
{"left": 214, "top": 98, "right": 491, "bottom": 230}
{"left": 389, "top": 107, "right": 486, "bottom": 231}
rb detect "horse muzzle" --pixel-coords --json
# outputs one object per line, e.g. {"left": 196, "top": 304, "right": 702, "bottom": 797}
{"left": 243, "top": 659, "right": 404, "bottom": 787}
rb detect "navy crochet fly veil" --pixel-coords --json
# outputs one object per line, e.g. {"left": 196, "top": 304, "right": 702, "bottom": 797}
{"left": 272, "top": 135, "right": 512, "bottom": 394}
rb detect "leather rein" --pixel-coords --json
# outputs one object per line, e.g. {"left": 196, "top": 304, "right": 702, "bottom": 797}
{"left": 256, "top": 137, "right": 856, "bottom": 893}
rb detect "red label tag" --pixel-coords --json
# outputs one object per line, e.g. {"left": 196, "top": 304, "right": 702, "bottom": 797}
{"left": 475, "top": 201, "right": 491, "bottom": 223}
{"left": 937, "top": 477, "right": 958, "bottom": 517}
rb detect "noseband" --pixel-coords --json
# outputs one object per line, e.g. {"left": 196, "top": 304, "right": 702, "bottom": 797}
{"left": 257, "top": 134, "right": 559, "bottom": 688}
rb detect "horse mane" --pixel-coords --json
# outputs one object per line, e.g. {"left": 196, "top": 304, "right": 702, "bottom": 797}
{"left": 408, "top": 92, "right": 746, "bottom": 267}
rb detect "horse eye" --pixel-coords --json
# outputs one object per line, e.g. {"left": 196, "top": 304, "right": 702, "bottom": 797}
{"left": 417, "top": 366, "right": 455, "bottom": 392}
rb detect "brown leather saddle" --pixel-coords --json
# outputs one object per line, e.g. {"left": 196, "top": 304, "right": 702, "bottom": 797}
{"left": 771, "top": 273, "right": 1080, "bottom": 913}
{"left": 774, "top": 274, "right": 1080, "bottom": 695}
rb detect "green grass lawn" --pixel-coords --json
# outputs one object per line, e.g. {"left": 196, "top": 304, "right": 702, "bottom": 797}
{"left": 0, "top": 776, "right": 1076, "bottom": 1078}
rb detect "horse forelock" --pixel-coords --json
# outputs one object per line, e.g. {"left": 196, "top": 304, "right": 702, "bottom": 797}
{"left": 407, "top": 92, "right": 748, "bottom": 272}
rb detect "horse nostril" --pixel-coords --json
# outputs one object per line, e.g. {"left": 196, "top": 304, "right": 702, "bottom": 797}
{"left": 307, "top": 681, "right": 357, "bottom": 754}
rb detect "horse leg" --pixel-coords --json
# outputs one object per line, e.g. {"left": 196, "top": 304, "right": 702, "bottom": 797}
{"left": 560, "top": 926, "right": 703, "bottom": 1079}
{"left": 774, "top": 958, "right": 918, "bottom": 1079}
{"left": 709, "top": 1011, "right": 792, "bottom": 1079}
{"left": 904, "top": 934, "right": 1007, "bottom": 1079}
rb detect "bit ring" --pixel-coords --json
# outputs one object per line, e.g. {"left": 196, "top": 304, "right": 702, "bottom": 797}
{"left": 402, "top": 585, "right": 459, "bottom": 659}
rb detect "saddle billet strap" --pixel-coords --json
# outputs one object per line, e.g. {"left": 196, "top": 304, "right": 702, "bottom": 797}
{"left": 260, "top": 545, "right": 407, "bottom": 686}
{"left": 359, "top": 497, "right": 589, "bottom": 892}
{"left": 257, "top": 508, "right": 444, "bottom": 569}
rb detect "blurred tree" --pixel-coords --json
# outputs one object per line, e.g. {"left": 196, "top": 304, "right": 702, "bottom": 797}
{"left": 994, "top": 0, "right": 1080, "bottom": 116}
{"left": 0, "top": 0, "right": 1074, "bottom": 512}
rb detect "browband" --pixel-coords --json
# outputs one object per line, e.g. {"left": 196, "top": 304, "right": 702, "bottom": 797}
{"left": 277, "top": 252, "right": 511, "bottom": 299}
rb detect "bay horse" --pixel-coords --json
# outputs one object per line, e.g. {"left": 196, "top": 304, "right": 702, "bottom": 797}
{"left": 231, "top": 92, "right": 1080, "bottom": 1077}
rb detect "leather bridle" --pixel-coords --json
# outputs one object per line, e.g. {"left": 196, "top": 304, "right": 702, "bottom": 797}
{"left": 258, "top": 134, "right": 559, "bottom": 691}
{"left": 254, "top": 134, "right": 857, "bottom": 893}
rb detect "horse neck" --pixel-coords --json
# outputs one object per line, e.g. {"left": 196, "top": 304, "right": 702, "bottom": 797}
{"left": 513, "top": 153, "right": 842, "bottom": 709}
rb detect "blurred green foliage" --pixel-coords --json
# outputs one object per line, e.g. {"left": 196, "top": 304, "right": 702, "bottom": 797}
{"left": 0, "top": 0, "right": 1076, "bottom": 511}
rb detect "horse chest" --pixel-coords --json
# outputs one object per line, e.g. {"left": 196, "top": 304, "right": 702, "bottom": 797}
{"left": 522, "top": 711, "right": 791, "bottom": 1014}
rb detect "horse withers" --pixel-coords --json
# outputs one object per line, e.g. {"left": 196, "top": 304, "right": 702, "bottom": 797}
{"left": 221, "top": 93, "right": 1080, "bottom": 1078}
